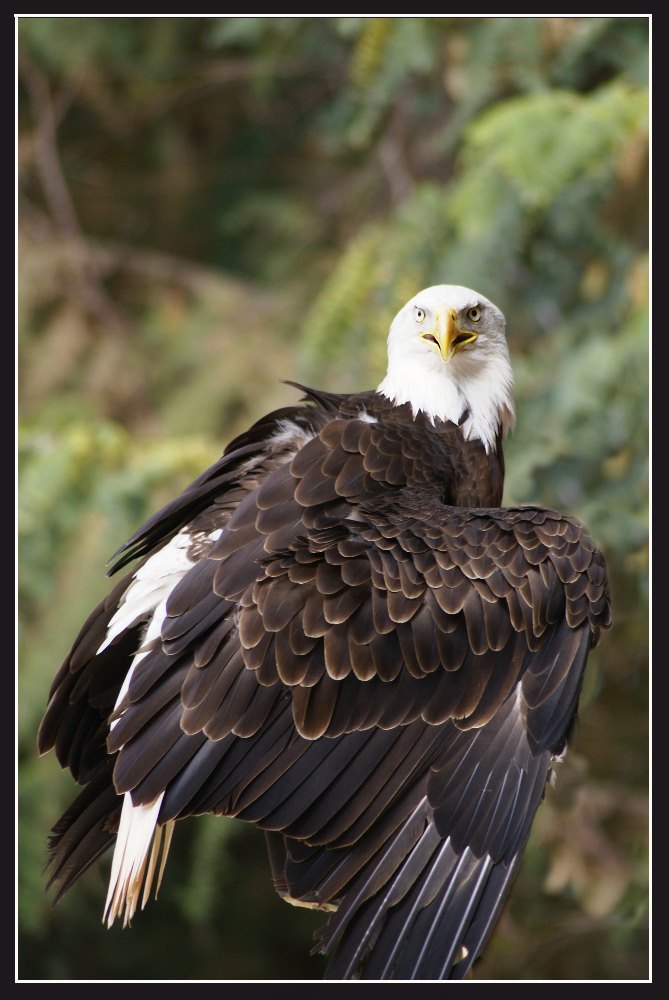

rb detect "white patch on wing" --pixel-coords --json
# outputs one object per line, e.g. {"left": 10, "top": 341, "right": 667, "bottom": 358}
{"left": 356, "top": 410, "right": 377, "bottom": 424}
{"left": 101, "top": 592, "right": 176, "bottom": 925}
{"left": 99, "top": 529, "right": 205, "bottom": 926}
{"left": 108, "top": 595, "right": 169, "bottom": 731}
{"left": 268, "top": 419, "right": 315, "bottom": 454}
{"left": 98, "top": 529, "right": 196, "bottom": 655}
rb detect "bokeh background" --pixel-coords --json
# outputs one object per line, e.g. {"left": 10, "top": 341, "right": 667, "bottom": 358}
{"left": 18, "top": 16, "right": 649, "bottom": 982}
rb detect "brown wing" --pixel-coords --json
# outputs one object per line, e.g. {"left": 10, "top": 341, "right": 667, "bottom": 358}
{"left": 38, "top": 405, "right": 611, "bottom": 979}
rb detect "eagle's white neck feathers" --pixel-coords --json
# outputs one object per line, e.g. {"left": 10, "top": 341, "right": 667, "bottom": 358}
{"left": 377, "top": 284, "right": 515, "bottom": 453}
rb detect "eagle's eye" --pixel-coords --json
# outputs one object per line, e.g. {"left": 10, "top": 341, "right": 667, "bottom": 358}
{"left": 467, "top": 306, "right": 482, "bottom": 322}
{"left": 414, "top": 306, "right": 426, "bottom": 323}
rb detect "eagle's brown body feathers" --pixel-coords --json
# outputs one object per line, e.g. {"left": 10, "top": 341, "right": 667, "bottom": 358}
{"left": 38, "top": 380, "right": 610, "bottom": 979}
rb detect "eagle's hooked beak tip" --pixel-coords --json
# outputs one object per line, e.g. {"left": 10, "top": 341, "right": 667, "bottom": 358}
{"left": 422, "top": 308, "right": 477, "bottom": 361}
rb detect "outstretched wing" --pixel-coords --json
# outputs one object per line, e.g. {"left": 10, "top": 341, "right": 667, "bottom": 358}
{"left": 38, "top": 407, "right": 611, "bottom": 980}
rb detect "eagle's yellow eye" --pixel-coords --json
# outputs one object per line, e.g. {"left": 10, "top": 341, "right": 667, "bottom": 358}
{"left": 467, "top": 306, "right": 482, "bottom": 322}
{"left": 414, "top": 306, "right": 426, "bottom": 323}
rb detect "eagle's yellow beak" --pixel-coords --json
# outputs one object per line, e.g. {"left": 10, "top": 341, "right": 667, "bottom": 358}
{"left": 421, "top": 308, "right": 477, "bottom": 361}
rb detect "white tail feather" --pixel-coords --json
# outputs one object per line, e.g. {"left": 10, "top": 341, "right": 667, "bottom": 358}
{"left": 104, "top": 794, "right": 175, "bottom": 927}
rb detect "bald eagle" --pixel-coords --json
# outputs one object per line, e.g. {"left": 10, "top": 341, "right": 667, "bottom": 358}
{"left": 38, "top": 285, "right": 611, "bottom": 980}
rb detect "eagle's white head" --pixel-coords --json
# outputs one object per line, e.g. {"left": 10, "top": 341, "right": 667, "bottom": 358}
{"left": 377, "top": 284, "right": 516, "bottom": 453}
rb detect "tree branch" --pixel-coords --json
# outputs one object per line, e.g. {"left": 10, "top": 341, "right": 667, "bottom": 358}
{"left": 19, "top": 44, "right": 130, "bottom": 336}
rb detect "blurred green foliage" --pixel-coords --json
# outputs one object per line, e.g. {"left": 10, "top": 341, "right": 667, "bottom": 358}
{"left": 18, "top": 16, "right": 648, "bottom": 981}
